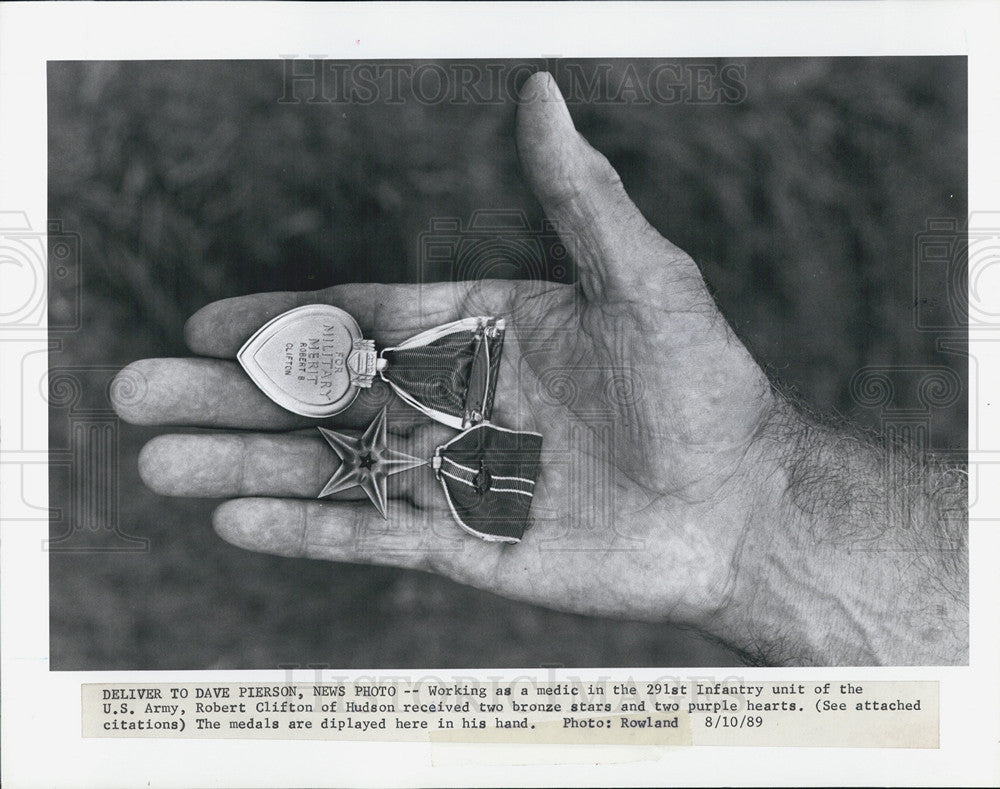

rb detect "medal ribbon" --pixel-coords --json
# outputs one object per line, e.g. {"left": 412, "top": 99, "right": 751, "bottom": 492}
{"left": 432, "top": 423, "right": 543, "bottom": 543}
{"left": 380, "top": 317, "right": 504, "bottom": 430}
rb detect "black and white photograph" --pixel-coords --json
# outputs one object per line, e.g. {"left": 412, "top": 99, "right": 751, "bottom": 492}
{"left": 9, "top": 3, "right": 1000, "bottom": 786}
{"left": 46, "top": 56, "right": 969, "bottom": 671}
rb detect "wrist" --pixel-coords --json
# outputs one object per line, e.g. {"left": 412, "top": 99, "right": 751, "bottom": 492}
{"left": 699, "top": 398, "right": 968, "bottom": 666}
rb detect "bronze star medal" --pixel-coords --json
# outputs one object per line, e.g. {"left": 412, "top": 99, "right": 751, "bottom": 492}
{"left": 317, "top": 407, "right": 425, "bottom": 518}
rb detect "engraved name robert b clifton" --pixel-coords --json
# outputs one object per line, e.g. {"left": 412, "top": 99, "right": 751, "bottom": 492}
{"left": 285, "top": 323, "right": 346, "bottom": 401}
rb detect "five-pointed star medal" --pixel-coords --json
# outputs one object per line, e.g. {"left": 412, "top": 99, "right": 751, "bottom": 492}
{"left": 317, "top": 407, "right": 425, "bottom": 518}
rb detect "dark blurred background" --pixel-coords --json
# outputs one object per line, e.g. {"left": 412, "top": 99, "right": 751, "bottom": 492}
{"left": 48, "top": 58, "right": 967, "bottom": 670}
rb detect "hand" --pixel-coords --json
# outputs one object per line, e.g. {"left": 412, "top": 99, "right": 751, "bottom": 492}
{"left": 113, "top": 72, "right": 967, "bottom": 666}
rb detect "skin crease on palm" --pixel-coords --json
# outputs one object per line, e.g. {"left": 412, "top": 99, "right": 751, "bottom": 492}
{"left": 112, "top": 72, "right": 968, "bottom": 667}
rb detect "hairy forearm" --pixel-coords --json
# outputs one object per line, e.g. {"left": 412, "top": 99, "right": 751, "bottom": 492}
{"left": 711, "top": 400, "right": 968, "bottom": 666}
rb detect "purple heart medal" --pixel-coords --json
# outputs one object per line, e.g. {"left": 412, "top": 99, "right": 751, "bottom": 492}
{"left": 237, "top": 304, "right": 504, "bottom": 428}
{"left": 237, "top": 304, "right": 377, "bottom": 419}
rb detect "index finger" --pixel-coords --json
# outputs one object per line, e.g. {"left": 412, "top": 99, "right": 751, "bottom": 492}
{"left": 184, "top": 281, "right": 511, "bottom": 358}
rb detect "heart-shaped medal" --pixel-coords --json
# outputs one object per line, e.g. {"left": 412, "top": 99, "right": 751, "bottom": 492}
{"left": 237, "top": 304, "right": 378, "bottom": 418}
{"left": 240, "top": 304, "right": 507, "bottom": 426}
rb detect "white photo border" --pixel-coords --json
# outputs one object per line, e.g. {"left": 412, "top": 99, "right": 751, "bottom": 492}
{"left": 1, "top": 1, "right": 997, "bottom": 787}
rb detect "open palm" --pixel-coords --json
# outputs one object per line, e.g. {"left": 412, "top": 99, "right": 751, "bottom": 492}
{"left": 114, "top": 73, "right": 778, "bottom": 632}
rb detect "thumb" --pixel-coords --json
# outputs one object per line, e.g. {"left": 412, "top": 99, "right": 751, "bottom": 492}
{"left": 516, "top": 71, "right": 705, "bottom": 306}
